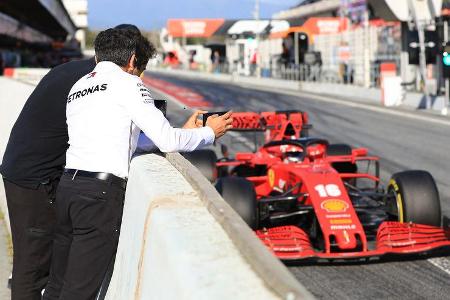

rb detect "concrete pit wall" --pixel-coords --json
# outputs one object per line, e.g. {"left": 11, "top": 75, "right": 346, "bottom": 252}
{"left": 0, "top": 77, "right": 36, "bottom": 231}
{"left": 105, "top": 154, "right": 300, "bottom": 300}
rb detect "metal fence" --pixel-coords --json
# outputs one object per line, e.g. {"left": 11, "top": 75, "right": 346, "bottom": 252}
{"left": 163, "top": 58, "right": 403, "bottom": 89}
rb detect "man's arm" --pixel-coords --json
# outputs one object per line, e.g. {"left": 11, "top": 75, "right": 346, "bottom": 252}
{"left": 182, "top": 110, "right": 207, "bottom": 129}
{"left": 124, "top": 78, "right": 215, "bottom": 152}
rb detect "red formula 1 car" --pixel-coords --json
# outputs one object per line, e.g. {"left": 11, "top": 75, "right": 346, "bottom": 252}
{"left": 184, "top": 111, "right": 450, "bottom": 262}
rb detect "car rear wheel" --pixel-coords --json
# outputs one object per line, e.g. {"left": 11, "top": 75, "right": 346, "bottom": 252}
{"left": 183, "top": 149, "right": 217, "bottom": 182}
{"left": 327, "top": 143, "right": 357, "bottom": 173}
{"left": 327, "top": 143, "right": 352, "bottom": 155}
{"left": 387, "top": 170, "right": 441, "bottom": 226}
{"left": 215, "top": 177, "right": 259, "bottom": 229}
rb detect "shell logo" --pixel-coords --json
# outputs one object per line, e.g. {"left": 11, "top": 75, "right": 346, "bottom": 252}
{"left": 321, "top": 199, "right": 349, "bottom": 213}
{"left": 268, "top": 169, "right": 275, "bottom": 187}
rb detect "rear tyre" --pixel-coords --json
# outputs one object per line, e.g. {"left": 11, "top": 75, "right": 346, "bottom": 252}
{"left": 231, "top": 165, "right": 266, "bottom": 177}
{"left": 327, "top": 144, "right": 357, "bottom": 173}
{"left": 327, "top": 143, "right": 352, "bottom": 156}
{"left": 387, "top": 170, "right": 441, "bottom": 226}
{"left": 215, "top": 177, "right": 259, "bottom": 229}
{"left": 183, "top": 150, "right": 217, "bottom": 182}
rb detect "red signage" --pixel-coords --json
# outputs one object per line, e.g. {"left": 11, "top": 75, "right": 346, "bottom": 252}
{"left": 167, "top": 19, "right": 225, "bottom": 38}
{"left": 303, "top": 17, "right": 349, "bottom": 35}
{"left": 270, "top": 17, "right": 348, "bottom": 39}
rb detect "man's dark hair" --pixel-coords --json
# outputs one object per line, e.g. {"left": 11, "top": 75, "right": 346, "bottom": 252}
{"left": 114, "top": 24, "right": 140, "bottom": 33}
{"left": 94, "top": 28, "right": 137, "bottom": 67}
{"left": 135, "top": 35, "right": 157, "bottom": 70}
{"left": 94, "top": 27, "right": 156, "bottom": 70}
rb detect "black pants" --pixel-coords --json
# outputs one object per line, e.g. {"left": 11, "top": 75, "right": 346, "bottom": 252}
{"left": 43, "top": 173, "right": 125, "bottom": 300}
{"left": 3, "top": 178, "right": 58, "bottom": 300}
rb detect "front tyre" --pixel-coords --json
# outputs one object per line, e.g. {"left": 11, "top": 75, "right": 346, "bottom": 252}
{"left": 183, "top": 149, "right": 218, "bottom": 182}
{"left": 387, "top": 170, "right": 441, "bottom": 226}
{"left": 215, "top": 177, "right": 259, "bottom": 229}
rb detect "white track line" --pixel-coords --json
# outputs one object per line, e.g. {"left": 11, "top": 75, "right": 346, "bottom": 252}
{"left": 428, "top": 257, "right": 450, "bottom": 276}
{"left": 150, "top": 70, "right": 450, "bottom": 127}
{"left": 146, "top": 82, "right": 255, "bottom": 150}
{"left": 238, "top": 83, "right": 450, "bottom": 127}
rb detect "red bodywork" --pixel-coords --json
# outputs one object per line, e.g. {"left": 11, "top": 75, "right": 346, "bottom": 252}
{"left": 217, "top": 111, "right": 450, "bottom": 261}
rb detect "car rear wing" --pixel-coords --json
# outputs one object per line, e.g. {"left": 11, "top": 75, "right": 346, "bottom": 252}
{"left": 229, "top": 110, "right": 312, "bottom": 141}
{"left": 230, "top": 110, "right": 311, "bottom": 132}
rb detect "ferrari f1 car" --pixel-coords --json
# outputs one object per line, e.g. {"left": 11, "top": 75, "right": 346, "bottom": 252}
{"left": 184, "top": 111, "right": 450, "bottom": 261}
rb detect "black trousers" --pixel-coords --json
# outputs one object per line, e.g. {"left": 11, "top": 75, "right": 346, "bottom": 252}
{"left": 3, "top": 178, "right": 58, "bottom": 300}
{"left": 43, "top": 173, "right": 125, "bottom": 300}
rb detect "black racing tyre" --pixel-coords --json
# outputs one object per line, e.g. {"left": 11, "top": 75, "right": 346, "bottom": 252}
{"left": 215, "top": 177, "right": 259, "bottom": 229}
{"left": 327, "top": 143, "right": 352, "bottom": 156}
{"left": 231, "top": 165, "right": 266, "bottom": 177}
{"left": 217, "top": 166, "right": 229, "bottom": 178}
{"left": 183, "top": 149, "right": 217, "bottom": 182}
{"left": 387, "top": 170, "right": 441, "bottom": 226}
{"left": 327, "top": 144, "right": 357, "bottom": 173}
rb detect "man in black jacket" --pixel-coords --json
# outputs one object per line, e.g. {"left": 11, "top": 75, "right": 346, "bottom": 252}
{"left": 0, "top": 58, "right": 95, "bottom": 300}
{"left": 0, "top": 25, "right": 138, "bottom": 300}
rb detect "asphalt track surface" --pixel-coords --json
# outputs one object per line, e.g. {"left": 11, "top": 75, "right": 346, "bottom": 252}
{"left": 145, "top": 71, "right": 450, "bottom": 300}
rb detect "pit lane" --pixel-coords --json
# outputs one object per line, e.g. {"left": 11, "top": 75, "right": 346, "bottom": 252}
{"left": 145, "top": 71, "right": 450, "bottom": 299}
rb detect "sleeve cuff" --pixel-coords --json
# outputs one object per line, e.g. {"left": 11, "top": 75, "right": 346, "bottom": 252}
{"left": 201, "top": 126, "right": 215, "bottom": 145}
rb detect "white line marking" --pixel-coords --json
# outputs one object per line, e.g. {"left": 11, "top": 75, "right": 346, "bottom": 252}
{"left": 150, "top": 70, "right": 450, "bottom": 127}
{"left": 145, "top": 83, "right": 192, "bottom": 112}
{"left": 151, "top": 70, "right": 450, "bottom": 127}
{"left": 237, "top": 83, "right": 450, "bottom": 127}
{"left": 228, "top": 131, "right": 255, "bottom": 150}
{"left": 428, "top": 257, "right": 450, "bottom": 276}
{"left": 147, "top": 82, "right": 256, "bottom": 152}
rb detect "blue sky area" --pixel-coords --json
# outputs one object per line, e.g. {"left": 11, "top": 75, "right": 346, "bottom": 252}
{"left": 88, "top": 0, "right": 301, "bottom": 30}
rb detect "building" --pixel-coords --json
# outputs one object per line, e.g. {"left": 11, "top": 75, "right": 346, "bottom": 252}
{"left": 0, "top": 0, "right": 78, "bottom": 68}
{"left": 62, "top": 0, "right": 88, "bottom": 49}
{"left": 271, "top": 1, "right": 402, "bottom": 87}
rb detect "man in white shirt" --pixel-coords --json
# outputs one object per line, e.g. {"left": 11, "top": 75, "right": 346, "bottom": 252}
{"left": 43, "top": 28, "right": 232, "bottom": 300}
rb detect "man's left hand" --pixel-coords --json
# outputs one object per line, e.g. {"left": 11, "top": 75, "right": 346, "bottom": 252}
{"left": 182, "top": 110, "right": 207, "bottom": 129}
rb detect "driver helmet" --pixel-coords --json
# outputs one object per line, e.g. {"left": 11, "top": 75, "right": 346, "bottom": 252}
{"left": 281, "top": 145, "right": 303, "bottom": 163}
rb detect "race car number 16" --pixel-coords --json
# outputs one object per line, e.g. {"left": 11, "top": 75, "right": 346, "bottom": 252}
{"left": 314, "top": 184, "right": 341, "bottom": 197}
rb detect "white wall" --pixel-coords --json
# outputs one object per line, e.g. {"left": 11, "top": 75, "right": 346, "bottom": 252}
{"left": 105, "top": 154, "right": 280, "bottom": 300}
{"left": 0, "top": 77, "right": 36, "bottom": 231}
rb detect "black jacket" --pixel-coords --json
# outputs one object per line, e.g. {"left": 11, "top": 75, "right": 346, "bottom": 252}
{"left": 0, "top": 58, "right": 96, "bottom": 188}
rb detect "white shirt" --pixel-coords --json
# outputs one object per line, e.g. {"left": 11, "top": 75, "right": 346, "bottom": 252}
{"left": 65, "top": 61, "right": 215, "bottom": 178}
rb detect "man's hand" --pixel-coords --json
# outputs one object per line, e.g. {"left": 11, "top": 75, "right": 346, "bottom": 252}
{"left": 206, "top": 111, "right": 233, "bottom": 139}
{"left": 182, "top": 110, "right": 206, "bottom": 129}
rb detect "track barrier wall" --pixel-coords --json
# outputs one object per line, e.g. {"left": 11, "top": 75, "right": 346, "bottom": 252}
{"left": 0, "top": 70, "right": 313, "bottom": 299}
{"left": 3, "top": 68, "right": 51, "bottom": 85}
{"left": 0, "top": 77, "right": 36, "bottom": 231}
